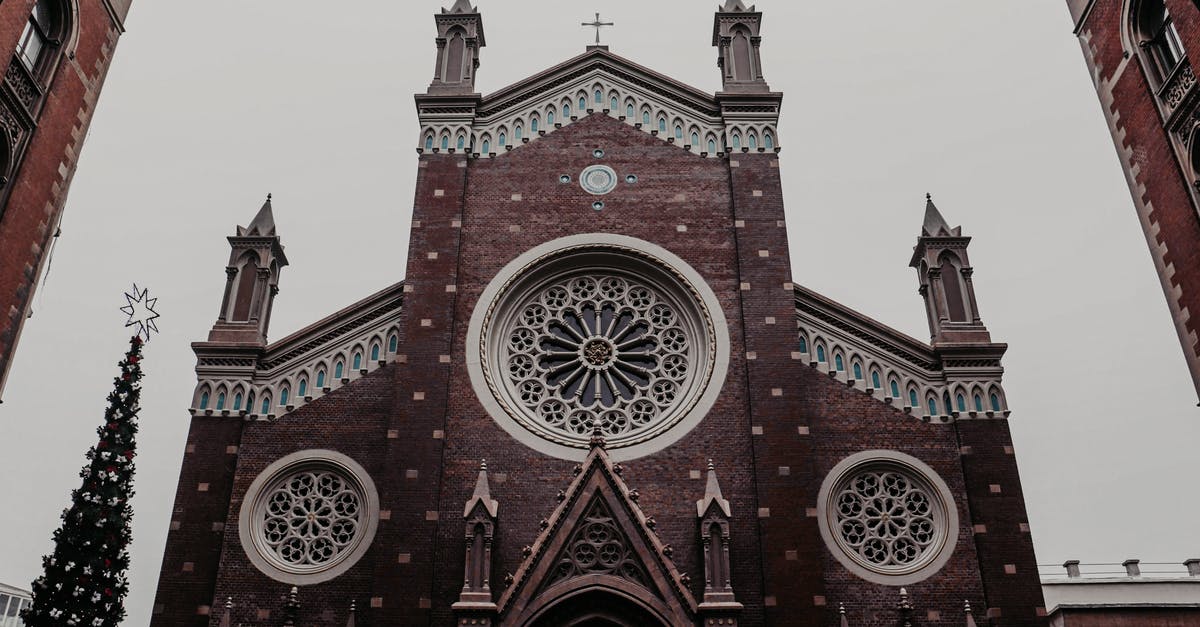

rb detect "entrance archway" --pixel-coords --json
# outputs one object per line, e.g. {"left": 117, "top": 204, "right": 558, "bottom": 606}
{"left": 527, "top": 589, "right": 669, "bottom": 627}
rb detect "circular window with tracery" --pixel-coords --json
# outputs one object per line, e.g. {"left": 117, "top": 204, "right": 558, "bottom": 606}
{"left": 817, "top": 451, "right": 958, "bottom": 586}
{"left": 468, "top": 234, "right": 730, "bottom": 461}
{"left": 239, "top": 451, "right": 379, "bottom": 585}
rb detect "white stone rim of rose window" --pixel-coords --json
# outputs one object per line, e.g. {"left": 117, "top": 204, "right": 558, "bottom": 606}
{"left": 816, "top": 450, "right": 959, "bottom": 587}
{"left": 238, "top": 449, "right": 379, "bottom": 586}
{"left": 466, "top": 233, "right": 730, "bottom": 462}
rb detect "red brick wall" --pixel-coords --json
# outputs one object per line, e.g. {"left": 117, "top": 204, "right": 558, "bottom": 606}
{"left": 0, "top": 0, "right": 127, "bottom": 399}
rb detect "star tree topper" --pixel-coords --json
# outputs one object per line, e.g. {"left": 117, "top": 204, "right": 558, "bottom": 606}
{"left": 120, "top": 284, "right": 160, "bottom": 341}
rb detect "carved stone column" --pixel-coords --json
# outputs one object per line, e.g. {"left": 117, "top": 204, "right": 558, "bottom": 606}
{"left": 453, "top": 461, "right": 499, "bottom": 626}
{"left": 696, "top": 461, "right": 742, "bottom": 626}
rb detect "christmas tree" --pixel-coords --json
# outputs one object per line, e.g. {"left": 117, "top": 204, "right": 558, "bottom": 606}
{"left": 21, "top": 335, "right": 145, "bottom": 627}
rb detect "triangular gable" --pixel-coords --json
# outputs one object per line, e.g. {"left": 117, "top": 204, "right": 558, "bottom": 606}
{"left": 497, "top": 443, "right": 696, "bottom": 626}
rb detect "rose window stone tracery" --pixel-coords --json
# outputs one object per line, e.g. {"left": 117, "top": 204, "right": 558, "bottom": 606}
{"left": 471, "top": 238, "right": 729, "bottom": 458}
{"left": 259, "top": 469, "right": 363, "bottom": 569}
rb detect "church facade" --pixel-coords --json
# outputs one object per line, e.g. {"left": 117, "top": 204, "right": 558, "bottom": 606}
{"left": 152, "top": 3, "right": 1048, "bottom": 625}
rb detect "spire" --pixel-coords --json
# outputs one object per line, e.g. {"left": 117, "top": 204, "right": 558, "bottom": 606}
{"left": 241, "top": 193, "right": 276, "bottom": 237}
{"left": 443, "top": 0, "right": 476, "bottom": 13}
{"left": 345, "top": 600, "right": 357, "bottom": 627}
{"left": 964, "top": 600, "right": 977, "bottom": 627}
{"left": 921, "top": 193, "right": 959, "bottom": 237}
{"left": 720, "top": 0, "right": 754, "bottom": 11}
{"left": 463, "top": 459, "right": 499, "bottom": 518}
{"left": 839, "top": 603, "right": 849, "bottom": 627}
{"left": 696, "top": 459, "right": 732, "bottom": 517}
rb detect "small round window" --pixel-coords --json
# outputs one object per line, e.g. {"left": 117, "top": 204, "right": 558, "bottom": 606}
{"left": 580, "top": 165, "right": 618, "bottom": 195}
{"left": 817, "top": 451, "right": 958, "bottom": 586}
{"left": 239, "top": 450, "right": 379, "bottom": 585}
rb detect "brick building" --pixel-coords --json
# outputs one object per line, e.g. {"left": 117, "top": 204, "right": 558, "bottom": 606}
{"left": 1067, "top": 0, "right": 1200, "bottom": 400}
{"left": 0, "top": 0, "right": 132, "bottom": 402}
{"left": 152, "top": 2, "right": 1048, "bottom": 625}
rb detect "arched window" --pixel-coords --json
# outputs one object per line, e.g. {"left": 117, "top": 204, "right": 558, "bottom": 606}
{"left": 658, "top": 117, "right": 667, "bottom": 133}
{"left": 481, "top": 138, "right": 490, "bottom": 154}
{"left": 816, "top": 345, "right": 826, "bottom": 363}
{"left": 834, "top": 354, "right": 844, "bottom": 372}
{"left": 199, "top": 391, "right": 210, "bottom": 410}
{"left": 389, "top": 334, "right": 399, "bottom": 353}
{"left": 334, "top": 360, "right": 345, "bottom": 380}
{"left": 939, "top": 254, "right": 969, "bottom": 322}
{"left": 674, "top": 124, "right": 683, "bottom": 140}
{"left": 352, "top": 351, "right": 363, "bottom": 370}
{"left": 610, "top": 96, "right": 619, "bottom": 110}
{"left": 691, "top": 132, "right": 700, "bottom": 146}
{"left": 974, "top": 394, "right": 984, "bottom": 412}
{"left": 233, "top": 393, "right": 243, "bottom": 411}
{"left": 852, "top": 362, "right": 863, "bottom": 380}
{"left": 261, "top": 395, "right": 272, "bottom": 415}
{"left": 579, "top": 96, "right": 587, "bottom": 111}
{"left": 594, "top": 89, "right": 603, "bottom": 104}
{"left": 231, "top": 255, "right": 258, "bottom": 322}
{"left": 890, "top": 380, "right": 901, "bottom": 398}
{"left": 1135, "top": 0, "right": 1186, "bottom": 83}
{"left": 749, "top": 133, "right": 758, "bottom": 150}
{"left": 515, "top": 124, "right": 523, "bottom": 141}
{"left": 498, "top": 132, "right": 506, "bottom": 147}
{"left": 765, "top": 132, "right": 775, "bottom": 150}
{"left": 371, "top": 343, "right": 381, "bottom": 361}
{"left": 441, "top": 135, "right": 450, "bottom": 150}
{"left": 798, "top": 336, "right": 808, "bottom": 353}
{"left": 990, "top": 393, "right": 1001, "bottom": 412}
{"left": 445, "top": 30, "right": 466, "bottom": 83}
{"left": 909, "top": 389, "right": 919, "bottom": 407}
{"left": 871, "top": 371, "right": 882, "bottom": 389}
{"left": 216, "top": 392, "right": 226, "bottom": 411}
{"left": 626, "top": 104, "right": 635, "bottom": 118}
{"left": 425, "top": 135, "right": 434, "bottom": 151}
{"left": 547, "top": 110, "right": 556, "bottom": 125}
{"left": 531, "top": 117, "right": 539, "bottom": 133}
{"left": 562, "top": 104, "right": 571, "bottom": 119}
{"left": 928, "top": 398, "right": 938, "bottom": 415}
{"left": 456, "top": 135, "right": 465, "bottom": 150}
{"left": 643, "top": 111, "right": 651, "bottom": 126}
{"left": 316, "top": 369, "right": 327, "bottom": 389}
{"left": 732, "top": 133, "right": 742, "bottom": 151}
{"left": 298, "top": 378, "right": 308, "bottom": 398}
{"left": 956, "top": 394, "right": 967, "bottom": 413}
{"left": 16, "top": 1, "right": 64, "bottom": 77}
{"left": 280, "top": 387, "right": 290, "bottom": 406}
{"left": 708, "top": 139, "right": 717, "bottom": 154}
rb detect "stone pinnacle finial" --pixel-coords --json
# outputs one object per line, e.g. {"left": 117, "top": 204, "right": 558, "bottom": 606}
{"left": 964, "top": 600, "right": 978, "bottom": 627}
{"left": 480, "top": 459, "right": 487, "bottom": 471}
{"left": 707, "top": 458, "right": 715, "bottom": 471}
{"left": 839, "top": 602, "right": 849, "bottom": 627}
{"left": 445, "top": 0, "right": 476, "bottom": 13}
{"left": 267, "top": 193, "right": 272, "bottom": 202}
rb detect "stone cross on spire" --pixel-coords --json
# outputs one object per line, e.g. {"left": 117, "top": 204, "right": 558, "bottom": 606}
{"left": 582, "top": 12, "right": 614, "bottom": 46}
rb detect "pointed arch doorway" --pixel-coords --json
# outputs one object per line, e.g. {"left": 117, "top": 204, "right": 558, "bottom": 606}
{"left": 526, "top": 589, "right": 669, "bottom": 627}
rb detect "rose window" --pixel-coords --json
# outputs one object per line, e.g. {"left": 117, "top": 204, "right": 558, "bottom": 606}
{"left": 474, "top": 242, "right": 725, "bottom": 455}
{"left": 257, "top": 469, "right": 363, "bottom": 570}
{"left": 818, "top": 453, "right": 957, "bottom": 584}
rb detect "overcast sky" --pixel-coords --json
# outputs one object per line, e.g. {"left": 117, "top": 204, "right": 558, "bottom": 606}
{"left": 2, "top": 0, "right": 1198, "bottom": 623}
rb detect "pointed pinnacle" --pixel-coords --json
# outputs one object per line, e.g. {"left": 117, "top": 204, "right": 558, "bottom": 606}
{"left": 707, "top": 458, "right": 715, "bottom": 471}
{"left": 480, "top": 459, "right": 487, "bottom": 471}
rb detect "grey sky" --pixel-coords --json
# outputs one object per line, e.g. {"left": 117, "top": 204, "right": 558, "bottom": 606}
{"left": 2, "top": 1, "right": 1197, "bottom": 623}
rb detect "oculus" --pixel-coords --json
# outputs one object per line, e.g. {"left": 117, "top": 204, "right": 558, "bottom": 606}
{"left": 580, "top": 165, "right": 618, "bottom": 195}
{"left": 817, "top": 451, "right": 958, "bottom": 586}
{"left": 468, "top": 234, "right": 730, "bottom": 461}
{"left": 239, "top": 450, "right": 379, "bottom": 585}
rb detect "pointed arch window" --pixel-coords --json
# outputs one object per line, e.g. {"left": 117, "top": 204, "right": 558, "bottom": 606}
{"left": 732, "top": 133, "right": 742, "bottom": 151}
{"left": 956, "top": 394, "right": 966, "bottom": 413}
{"left": 834, "top": 354, "right": 844, "bottom": 372}
{"left": 974, "top": 394, "right": 984, "bottom": 412}
{"left": 316, "top": 369, "right": 327, "bottom": 389}
{"left": 261, "top": 395, "right": 272, "bottom": 415}
{"left": 908, "top": 389, "right": 919, "bottom": 408}
{"left": 610, "top": 96, "right": 619, "bottom": 110}
{"left": 280, "top": 387, "right": 290, "bottom": 406}
{"left": 852, "top": 362, "right": 863, "bottom": 380}
{"left": 939, "top": 255, "right": 970, "bottom": 322}
{"left": 871, "top": 371, "right": 882, "bottom": 389}
{"left": 798, "top": 336, "right": 808, "bottom": 353}
{"left": 1135, "top": 0, "right": 1186, "bottom": 84}
{"left": 749, "top": 133, "right": 758, "bottom": 150}
{"left": 928, "top": 398, "right": 938, "bottom": 415}
{"left": 233, "top": 393, "right": 243, "bottom": 411}
{"left": 708, "top": 139, "right": 717, "bottom": 154}
{"left": 643, "top": 111, "right": 651, "bottom": 126}
{"left": 990, "top": 394, "right": 1001, "bottom": 412}
{"left": 389, "top": 334, "right": 399, "bottom": 353}
{"left": 594, "top": 89, "right": 603, "bottom": 104}
{"left": 199, "top": 391, "right": 210, "bottom": 410}
{"left": 562, "top": 104, "right": 571, "bottom": 119}
{"left": 890, "top": 380, "right": 901, "bottom": 398}
{"left": 334, "top": 360, "right": 345, "bottom": 380}
{"left": 626, "top": 104, "right": 635, "bottom": 118}
{"left": 425, "top": 135, "right": 434, "bottom": 151}
{"left": 531, "top": 117, "right": 539, "bottom": 133}
{"left": 816, "top": 345, "right": 826, "bottom": 363}
{"left": 352, "top": 352, "right": 363, "bottom": 371}
{"left": 370, "top": 343, "right": 381, "bottom": 361}
{"left": 691, "top": 131, "right": 700, "bottom": 146}
{"left": 216, "top": 392, "right": 226, "bottom": 411}
{"left": 298, "top": 378, "right": 308, "bottom": 398}
{"left": 658, "top": 117, "right": 667, "bottom": 133}
{"left": 441, "top": 135, "right": 450, "bottom": 150}
{"left": 456, "top": 135, "right": 466, "bottom": 150}
{"left": 547, "top": 110, "right": 556, "bottom": 125}
{"left": 579, "top": 96, "right": 587, "bottom": 112}
{"left": 515, "top": 124, "right": 523, "bottom": 141}
{"left": 498, "top": 132, "right": 506, "bottom": 147}
{"left": 765, "top": 132, "right": 775, "bottom": 150}
{"left": 481, "top": 139, "right": 490, "bottom": 154}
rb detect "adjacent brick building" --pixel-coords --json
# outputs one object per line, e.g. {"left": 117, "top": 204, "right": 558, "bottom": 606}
{"left": 1067, "top": 0, "right": 1200, "bottom": 400}
{"left": 0, "top": 0, "right": 133, "bottom": 402}
{"left": 152, "top": 2, "right": 1048, "bottom": 625}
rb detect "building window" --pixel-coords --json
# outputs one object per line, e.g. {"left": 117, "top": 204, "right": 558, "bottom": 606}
{"left": 610, "top": 96, "right": 619, "bottom": 110}
{"left": 852, "top": 362, "right": 863, "bottom": 380}
{"left": 658, "top": 117, "right": 667, "bottom": 133}
{"left": 990, "top": 394, "right": 1001, "bottom": 412}
{"left": 261, "top": 395, "right": 272, "bottom": 415}
{"left": 749, "top": 133, "right": 758, "bottom": 150}
{"left": 216, "top": 393, "right": 226, "bottom": 411}
{"left": 280, "top": 387, "right": 290, "bottom": 406}
{"left": 595, "top": 89, "right": 603, "bottom": 104}
{"left": 816, "top": 345, "right": 826, "bottom": 363}
{"left": 298, "top": 379, "right": 308, "bottom": 398}
{"left": 389, "top": 334, "right": 399, "bottom": 353}
{"left": 674, "top": 124, "right": 683, "bottom": 140}
{"left": 562, "top": 104, "right": 571, "bottom": 119}
{"left": 316, "top": 369, "right": 327, "bottom": 389}
{"left": 1136, "top": 0, "right": 1186, "bottom": 83}
{"left": 334, "top": 361, "right": 345, "bottom": 380}
{"left": 515, "top": 124, "right": 523, "bottom": 141}
{"left": 891, "top": 380, "right": 901, "bottom": 398}
{"left": 928, "top": 398, "right": 938, "bottom": 415}
{"left": 909, "top": 389, "right": 919, "bottom": 407}
{"left": 956, "top": 394, "right": 966, "bottom": 413}
{"left": 732, "top": 133, "right": 742, "bottom": 151}
{"left": 974, "top": 394, "right": 983, "bottom": 412}
{"left": 498, "top": 132, "right": 506, "bottom": 147}
{"left": 16, "top": 1, "right": 58, "bottom": 74}
{"left": 579, "top": 96, "right": 587, "bottom": 111}
{"left": 798, "top": 336, "right": 808, "bottom": 353}
{"left": 643, "top": 111, "right": 651, "bottom": 126}
{"left": 441, "top": 135, "right": 449, "bottom": 150}
{"left": 424, "top": 135, "right": 434, "bottom": 151}
{"left": 456, "top": 135, "right": 465, "bottom": 150}
{"left": 547, "top": 110, "right": 556, "bottom": 125}
{"left": 233, "top": 393, "right": 243, "bottom": 411}
{"left": 765, "top": 132, "right": 775, "bottom": 150}
{"left": 352, "top": 352, "right": 362, "bottom": 370}
{"left": 199, "top": 391, "right": 210, "bottom": 410}
{"left": 871, "top": 371, "right": 881, "bottom": 389}
{"left": 531, "top": 117, "right": 539, "bottom": 133}
{"left": 481, "top": 139, "right": 490, "bottom": 154}
{"left": 834, "top": 354, "right": 844, "bottom": 372}
{"left": 708, "top": 139, "right": 717, "bottom": 154}
{"left": 627, "top": 104, "right": 635, "bottom": 118}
